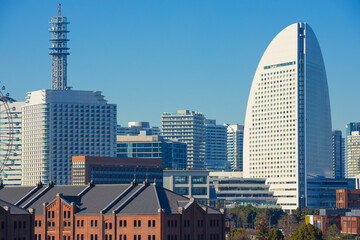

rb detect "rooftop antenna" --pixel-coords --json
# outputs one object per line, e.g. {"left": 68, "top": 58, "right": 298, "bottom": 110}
{"left": 58, "top": 3, "right": 61, "bottom": 17}
{"left": 50, "top": 3, "right": 70, "bottom": 90}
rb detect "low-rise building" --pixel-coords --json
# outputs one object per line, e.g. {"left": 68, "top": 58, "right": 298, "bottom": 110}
{"left": 71, "top": 156, "right": 163, "bottom": 186}
{"left": 209, "top": 172, "right": 277, "bottom": 208}
{"left": 163, "top": 170, "right": 213, "bottom": 206}
{"left": 0, "top": 181, "right": 225, "bottom": 240}
{"left": 117, "top": 132, "right": 187, "bottom": 170}
{"left": 0, "top": 198, "right": 34, "bottom": 240}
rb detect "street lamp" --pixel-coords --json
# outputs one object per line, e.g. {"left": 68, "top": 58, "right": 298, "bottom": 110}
{"left": 225, "top": 123, "right": 237, "bottom": 170}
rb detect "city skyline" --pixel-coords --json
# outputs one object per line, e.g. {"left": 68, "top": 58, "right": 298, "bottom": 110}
{"left": 0, "top": 1, "right": 359, "bottom": 132}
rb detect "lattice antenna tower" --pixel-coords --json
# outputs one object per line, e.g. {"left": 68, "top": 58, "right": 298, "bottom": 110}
{"left": 49, "top": 3, "right": 70, "bottom": 90}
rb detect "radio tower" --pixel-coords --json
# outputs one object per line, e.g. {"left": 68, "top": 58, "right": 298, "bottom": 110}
{"left": 49, "top": 3, "right": 70, "bottom": 90}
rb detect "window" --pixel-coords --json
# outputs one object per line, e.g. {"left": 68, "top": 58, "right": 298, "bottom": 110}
{"left": 138, "top": 220, "right": 141, "bottom": 227}
{"left": 191, "top": 176, "right": 206, "bottom": 184}
{"left": 152, "top": 220, "right": 155, "bottom": 227}
{"left": 134, "top": 220, "right": 137, "bottom": 227}
{"left": 148, "top": 220, "right": 151, "bottom": 227}
{"left": 174, "top": 176, "right": 188, "bottom": 184}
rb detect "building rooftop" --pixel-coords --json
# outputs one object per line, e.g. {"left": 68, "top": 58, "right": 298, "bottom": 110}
{"left": 0, "top": 181, "right": 221, "bottom": 216}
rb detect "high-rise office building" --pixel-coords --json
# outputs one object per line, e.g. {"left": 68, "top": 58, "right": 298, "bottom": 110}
{"left": 117, "top": 121, "right": 160, "bottom": 136}
{"left": 225, "top": 124, "right": 244, "bottom": 171}
{"left": 161, "top": 110, "right": 205, "bottom": 169}
{"left": 21, "top": 5, "right": 117, "bottom": 186}
{"left": 332, "top": 130, "right": 345, "bottom": 179}
{"left": 345, "top": 122, "right": 360, "bottom": 178}
{"left": 347, "top": 131, "right": 360, "bottom": 178}
{"left": 0, "top": 97, "right": 24, "bottom": 185}
{"left": 243, "top": 23, "right": 332, "bottom": 211}
{"left": 204, "top": 119, "right": 228, "bottom": 171}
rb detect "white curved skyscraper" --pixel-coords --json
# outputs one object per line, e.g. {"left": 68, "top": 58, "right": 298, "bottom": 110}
{"left": 243, "top": 23, "right": 332, "bottom": 211}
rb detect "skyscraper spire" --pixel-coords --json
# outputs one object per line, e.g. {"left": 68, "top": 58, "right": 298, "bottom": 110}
{"left": 49, "top": 4, "right": 70, "bottom": 90}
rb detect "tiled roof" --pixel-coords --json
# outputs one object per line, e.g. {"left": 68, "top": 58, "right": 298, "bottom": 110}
{"left": 0, "top": 181, "right": 222, "bottom": 216}
{"left": 0, "top": 199, "right": 30, "bottom": 215}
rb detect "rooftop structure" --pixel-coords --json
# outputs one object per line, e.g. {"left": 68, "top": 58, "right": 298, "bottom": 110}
{"left": 117, "top": 122, "right": 160, "bottom": 136}
{"left": 49, "top": 3, "right": 70, "bottom": 90}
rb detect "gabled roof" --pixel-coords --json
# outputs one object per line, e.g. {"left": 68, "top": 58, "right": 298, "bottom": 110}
{"left": 0, "top": 182, "right": 222, "bottom": 216}
{"left": 0, "top": 199, "right": 30, "bottom": 215}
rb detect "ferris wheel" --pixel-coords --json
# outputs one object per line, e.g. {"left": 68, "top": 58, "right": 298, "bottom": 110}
{"left": 0, "top": 83, "right": 15, "bottom": 180}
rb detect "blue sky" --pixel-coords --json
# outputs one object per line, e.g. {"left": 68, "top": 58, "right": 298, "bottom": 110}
{"left": 0, "top": 0, "right": 359, "bottom": 132}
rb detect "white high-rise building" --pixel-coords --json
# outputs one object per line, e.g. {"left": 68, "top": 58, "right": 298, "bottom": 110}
{"left": 243, "top": 23, "right": 332, "bottom": 211}
{"left": 21, "top": 5, "right": 117, "bottom": 186}
{"left": 21, "top": 90, "right": 116, "bottom": 185}
{"left": 0, "top": 98, "right": 24, "bottom": 185}
{"left": 347, "top": 131, "right": 360, "bottom": 178}
{"left": 226, "top": 124, "right": 244, "bottom": 171}
{"left": 161, "top": 110, "right": 205, "bottom": 169}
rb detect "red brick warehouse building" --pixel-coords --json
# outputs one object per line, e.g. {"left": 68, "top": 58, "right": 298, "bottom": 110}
{"left": 0, "top": 199, "right": 34, "bottom": 240}
{"left": 0, "top": 181, "right": 225, "bottom": 240}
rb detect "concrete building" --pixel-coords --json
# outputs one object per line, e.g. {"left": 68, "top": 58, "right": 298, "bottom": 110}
{"left": 71, "top": 156, "right": 163, "bottom": 185}
{"left": 163, "top": 170, "right": 212, "bottom": 205}
{"left": 161, "top": 110, "right": 206, "bottom": 169}
{"left": 21, "top": 6, "right": 117, "bottom": 186}
{"left": 204, "top": 119, "right": 228, "bottom": 171}
{"left": 0, "top": 199, "right": 34, "bottom": 240}
{"left": 117, "top": 122, "right": 160, "bottom": 136}
{"left": 0, "top": 97, "right": 24, "bottom": 185}
{"left": 243, "top": 22, "right": 332, "bottom": 211}
{"left": 333, "top": 130, "right": 345, "bottom": 179}
{"left": 0, "top": 181, "right": 225, "bottom": 240}
{"left": 225, "top": 124, "right": 244, "bottom": 171}
{"left": 347, "top": 131, "right": 360, "bottom": 178}
{"left": 345, "top": 123, "right": 360, "bottom": 178}
{"left": 117, "top": 132, "right": 187, "bottom": 170}
{"left": 209, "top": 172, "right": 277, "bottom": 208}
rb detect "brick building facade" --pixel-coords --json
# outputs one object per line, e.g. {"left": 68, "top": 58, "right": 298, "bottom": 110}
{"left": 336, "top": 189, "right": 360, "bottom": 208}
{"left": 0, "top": 199, "right": 34, "bottom": 240}
{"left": 0, "top": 181, "right": 225, "bottom": 240}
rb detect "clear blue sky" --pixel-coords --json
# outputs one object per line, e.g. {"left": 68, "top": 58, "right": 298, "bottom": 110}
{"left": 0, "top": 0, "right": 359, "bottom": 132}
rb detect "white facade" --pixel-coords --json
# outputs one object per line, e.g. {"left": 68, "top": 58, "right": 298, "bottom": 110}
{"left": 161, "top": 110, "right": 205, "bottom": 169}
{"left": 21, "top": 89, "right": 116, "bottom": 186}
{"left": 243, "top": 23, "right": 332, "bottom": 211}
{"left": 226, "top": 124, "right": 244, "bottom": 171}
{"left": 347, "top": 131, "right": 360, "bottom": 178}
{"left": 0, "top": 99, "right": 24, "bottom": 185}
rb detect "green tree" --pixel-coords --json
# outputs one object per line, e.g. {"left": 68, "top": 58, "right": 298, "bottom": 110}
{"left": 268, "top": 228, "right": 284, "bottom": 240}
{"left": 324, "top": 224, "right": 340, "bottom": 240}
{"left": 290, "top": 223, "right": 323, "bottom": 240}
{"left": 228, "top": 228, "right": 247, "bottom": 240}
{"left": 257, "top": 216, "right": 270, "bottom": 240}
